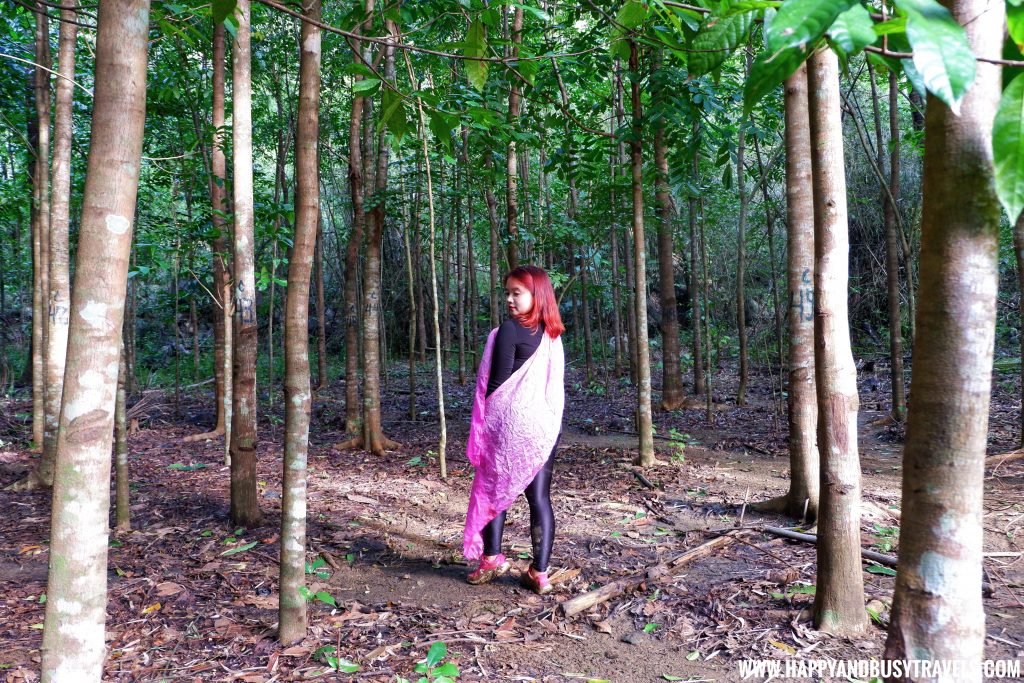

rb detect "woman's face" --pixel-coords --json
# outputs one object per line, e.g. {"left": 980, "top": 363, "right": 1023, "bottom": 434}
{"left": 506, "top": 277, "right": 534, "bottom": 318}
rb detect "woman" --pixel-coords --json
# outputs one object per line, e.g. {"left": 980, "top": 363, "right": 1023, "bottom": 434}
{"left": 463, "top": 265, "right": 565, "bottom": 594}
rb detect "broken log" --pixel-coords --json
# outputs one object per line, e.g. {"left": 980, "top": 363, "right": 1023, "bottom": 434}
{"left": 560, "top": 532, "right": 744, "bottom": 618}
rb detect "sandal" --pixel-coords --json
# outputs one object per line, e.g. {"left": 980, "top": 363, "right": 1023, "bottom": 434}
{"left": 467, "top": 554, "right": 511, "bottom": 585}
{"left": 520, "top": 566, "right": 553, "bottom": 595}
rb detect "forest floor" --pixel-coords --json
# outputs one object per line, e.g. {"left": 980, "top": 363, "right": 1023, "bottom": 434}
{"left": 1, "top": 356, "right": 1023, "bottom": 682}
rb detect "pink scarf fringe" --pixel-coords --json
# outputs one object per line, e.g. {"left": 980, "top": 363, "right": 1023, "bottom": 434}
{"left": 463, "top": 326, "right": 565, "bottom": 559}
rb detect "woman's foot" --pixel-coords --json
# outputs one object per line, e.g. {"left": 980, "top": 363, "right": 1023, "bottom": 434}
{"left": 520, "top": 566, "right": 553, "bottom": 595}
{"left": 467, "top": 554, "right": 511, "bottom": 585}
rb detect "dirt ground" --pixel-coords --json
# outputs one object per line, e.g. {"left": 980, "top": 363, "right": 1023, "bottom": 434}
{"left": 1, "top": 359, "right": 1022, "bottom": 682}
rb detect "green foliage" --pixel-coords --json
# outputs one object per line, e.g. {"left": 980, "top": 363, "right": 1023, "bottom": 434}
{"left": 463, "top": 20, "right": 489, "bottom": 92}
{"left": 828, "top": 3, "right": 875, "bottom": 55}
{"left": 743, "top": 45, "right": 811, "bottom": 116}
{"left": 766, "top": 0, "right": 857, "bottom": 53}
{"left": 994, "top": 73, "right": 1024, "bottom": 223}
{"left": 313, "top": 645, "right": 360, "bottom": 673}
{"left": 410, "top": 642, "right": 460, "bottom": 683}
{"left": 688, "top": 12, "right": 756, "bottom": 77}
{"left": 895, "top": 0, "right": 974, "bottom": 112}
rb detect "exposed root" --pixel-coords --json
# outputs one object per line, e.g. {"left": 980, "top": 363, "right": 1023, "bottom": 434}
{"left": 182, "top": 427, "right": 225, "bottom": 443}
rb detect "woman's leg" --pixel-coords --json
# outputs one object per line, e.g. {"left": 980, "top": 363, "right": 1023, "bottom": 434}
{"left": 524, "top": 438, "right": 559, "bottom": 572}
{"left": 482, "top": 511, "right": 507, "bottom": 557}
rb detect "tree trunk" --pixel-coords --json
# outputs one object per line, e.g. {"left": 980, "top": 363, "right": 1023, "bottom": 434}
{"left": 343, "top": 1, "right": 371, "bottom": 436}
{"left": 755, "top": 65, "right": 819, "bottom": 521}
{"left": 315, "top": 219, "right": 328, "bottom": 387}
{"left": 653, "top": 55, "right": 684, "bottom": 410}
{"left": 884, "top": 0, "right": 1003, "bottom": 671}
{"left": 114, "top": 339, "right": 130, "bottom": 533}
{"left": 628, "top": 41, "right": 654, "bottom": 467}
{"left": 39, "top": 1, "right": 150, "bottom": 676}
{"left": 884, "top": 70, "right": 907, "bottom": 422}
{"left": 404, "top": 169, "right": 418, "bottom": 421}
{"left": 279, "top": 0, "right": 320, "bottom": 643}
{"left": 504, "top": 7, "right": 523, "bottom": 269}
{"left": 190, "top": 297, "right": 200, "bottom": 381}
{"left": 210, "top": 20, "right": 232, "bottom": 444}
{"left": 230, "top": 0, "right": 261, "bottom": 527}
{"left": 688, "top": 126, "right": 706, "bottom": 395}
{"left": 735, "top": 94, "right": 749, "bottom": 407}
{"left": 609, "top": 73, "right": 624, "bottom": 378}
{"left": 807, "top": 47, "right": 866, "bottom": 637}
{"left": 752, "top": 135, "right": 784, "bottom": 374}
{"left": 485, "top": 148, "right": 501, "bottom": 326}
{"left": 40, "top": 0, "right": 76, "bottom": 486}
{"left": 31, "top": 5, "right": 51, "bottom": 456}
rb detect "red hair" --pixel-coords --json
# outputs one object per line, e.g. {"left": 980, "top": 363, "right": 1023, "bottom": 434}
{"left": 505, "top": 265, "right": 565, "bottom": 339}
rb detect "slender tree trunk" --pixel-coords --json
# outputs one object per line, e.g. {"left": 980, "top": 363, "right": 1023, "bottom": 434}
{"left": 31, "top": 5, "right": 51, "bottom": 455}
{"left": 629, "top": 41, "right": 654, "bottom": 467}
{"left": 735, "top": 99, "right": 749, "bottom": 407}
{"left": 315, "top": 219, "right": 328, "bottom": 387}
{"left": 752, "top": 135, "right": 785, "bottom": 374}
{"left": 457, "top": 132, "right": 467, "bottom": 385}
{"left": 279, "top": 0, "right": 320, "bottom": 643}
{"left": 268, "top": 121, "right": 284, "bottom": 408}
{"left": 700, "top": 196, "right": 713, "bottom": 422}
{"left": 114, "top": 340, "right": 130, "bottom": 533}
{"left": 404, "top": 171, "right": 418, "bottom": 421}
{"left": 688, "top": 122, "right": 704, "bottom": 395}
{"left": 230, "top": 0, "right": 261, "bottom": 527}
{"left": 190, "top": 297, "right": 200, "bottom": 381}
{"left": 484, "top": 149, "right": 501, "bottom": 326}
{"left": 884, "top": 70, "right": 907, "bottom": 422}
{"left": 807, "top": 47, "right": 866, "bottom": 637}
{"left": 884, "top": 0, "right": 1003, "bottom": 671}
{"left": 413, "top": 157, "right": 427, "bottom": 362}
{"left": 755, "top": 65, "right": 819, "bottom": 520}
{"left": 173, "top": 238, "right": 181, "bottom": 416}
{"left": 610, "top": 92, "right": 624, "bottom": 377}
{"left": 343, "top": 3, "right": 371, "bottom": 436}
{"left": 615, "top": 62, "right": 638, "bottom": 385}
{"left": 504, "top": 7, "right": 523, "bottom": 269}
{"left": 39, "top": 1, "right": 150, "bottom": 677}
{"left": 208, "top": 21, "right": 232, "bottom": 445}
{"left": 653, "top": 55, "right": 684, "bottom": 410}
{"left": 39, "top": 0, "right": 75, "bottom": 486}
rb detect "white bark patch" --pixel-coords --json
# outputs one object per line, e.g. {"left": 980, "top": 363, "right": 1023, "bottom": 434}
{"left": 62, "top": 391, "right": 105, "bottom": 422}
{"left": 79, "top": 301, "right": 114, "bottom": 334}
{"left": 288, "top": 493, "right": 306, "bottom": 520}
{"left": 55, "top": 598, "right": 84, "bottom": 615}
{"left": 79, "top": 369, "right": 105, "bottom": 390}
{"left": 955, "top": 251, "right": 997, "bottom": 394}
{"left": 303, "top": 33, "right": 319, "bottom": 53}
{"left": 105, "top": 214, "right": 130, "bottom": 235}
{"left": 285, "top": 536, "right": 304, "bottom": 553}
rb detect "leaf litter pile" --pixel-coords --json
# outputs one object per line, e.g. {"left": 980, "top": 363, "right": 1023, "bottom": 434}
{"left": 1, "top": 361, "right": 1022, "bottom": 682}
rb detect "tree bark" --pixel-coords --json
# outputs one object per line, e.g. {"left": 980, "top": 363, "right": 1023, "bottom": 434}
{"left": 210, "top": 20, "right": 232, "bottom": 444}
{"left": 628, "top": 41, "right": 654, "bottom": 467}
{"left": 40, "top": 0, "right": 76, "bottom": 486}
{"left": 653, "top": 54, "right": 684, "bottom": 410}
{"left": 279, "top": 0, "right": 320, "bottom": 644}
{"left": 735, "top": 93, "right": 749, "bottom": 407}
{"left": 807, "top": 47, "right": 866, "bottom": 637}
{"left": 32, "top": 4, "right": 51, "bottom": 456}
{"left": 230, "top": 0, "right": 261, "bottom": 527}
{"left": 884, "top": 70, "right": 907, "bottom": 422}
{"left": 504, "top": 6, "right": 523, "bottom": 270}
{"left": 39, "top": 1, "right": 150, "bottom": 676}
{"left": 755, "top": 65, "right": 819, "bottom": 521}
{"left": 883, "top": 0, "right": 1003, "bottom": 672}
{"left": 315, "top": 218, "right": 328, "bottom": 387}
{"left": 114, "top": 337, "right": 129, "bottom": 533}
{"left": 688, "top": 122, "right": 705, "bottom": 395}
{"left": 485, "top": 148, "right": 500, "bottom": 326}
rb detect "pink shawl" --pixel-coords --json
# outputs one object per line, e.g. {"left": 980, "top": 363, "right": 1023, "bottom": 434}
{"left": 463, "top": 326, "right": 565, "bottom": 559}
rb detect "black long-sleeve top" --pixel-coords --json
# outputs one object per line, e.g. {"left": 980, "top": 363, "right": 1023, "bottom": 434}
{"left": 486, "top": 318, "right": 546, "bottom": 397}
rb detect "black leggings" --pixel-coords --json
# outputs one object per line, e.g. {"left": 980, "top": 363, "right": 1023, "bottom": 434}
{"left": 482, "top": 437, "right": 559, "bottom": 572}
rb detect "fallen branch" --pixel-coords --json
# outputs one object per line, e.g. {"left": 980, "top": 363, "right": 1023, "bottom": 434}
{"left": 986, "top": 450, "right": 1024, "bottom": 467}
{"left": 632, "top": 470, "right": 655, "bottom": 489}
{"left": 560, "top": 531, "right": 745, "bottom": 617}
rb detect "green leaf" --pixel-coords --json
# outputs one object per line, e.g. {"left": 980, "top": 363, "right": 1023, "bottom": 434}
{"left": 509, "top": 2, "right": 551, "bottom": 21}
{"left": 211, "top": 0, "right": 236, "bottom": 23}
{"left": 828, "top": 3, "right": 875, "bottom": 54}
{"left": 767, "top": 0, "right": 856, "bottom": 52}
{"left": 1009, "top": 4, "right": 1024, "bottom": 52}
{"left": 425, "top": 642, "right": 447, "bottom": 667}
{"left": 617, "top": 0, "right": 649, "bottom": 29}
{"left": 688, "top": 12, "right": 755, "bottom": 76}
{"left": 662, "top": 676, "right": 685, "bottom": 681}
{"left": 314, "top": 591, "right": 337, "bottom": 606}
{"left": 743, "top": 46, "right": 810, "bottom": 116}
{"left": 895, "top": 0, "right": 974, "bottom": 113}
{"left": 381, "top": 87, "right": 411, "bottom": 143}
{"left": 432, "top": 662, "right": 460, "bottom": 677}
{"left": 866, "top": 564, "right": 898, "bottom": 576}
{"left": 686, "top": 650, "right": 700, "bottom": 661}
{"left": 336, "top": 658, "right": 360, "bottom": 673}
{"left": 643, "top": 622, "right": 660, "bottom": 633}
{"left": 352, "top": 78, "right": 382, "bottom": 96}
{"left": 464, "top": 20, "right": 489, "bottom": 92}
{"left": 220, "top": 541, "right": 258, "bottom": 556}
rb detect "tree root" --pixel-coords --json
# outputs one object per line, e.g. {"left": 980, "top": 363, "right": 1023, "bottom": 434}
{"left": 182, "top": 426, "right": 224, "bottom": 443}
